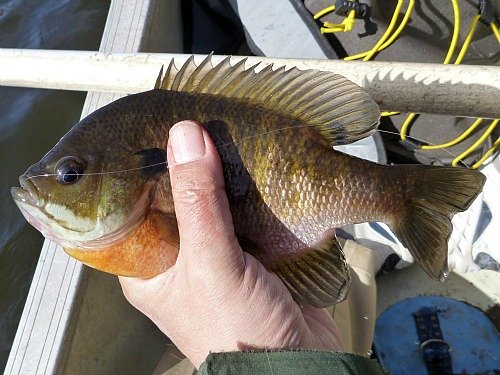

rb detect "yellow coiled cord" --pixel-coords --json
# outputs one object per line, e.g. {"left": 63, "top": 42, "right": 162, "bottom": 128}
{"left": 314, "top": 1, "right": 500, "bottom": 168}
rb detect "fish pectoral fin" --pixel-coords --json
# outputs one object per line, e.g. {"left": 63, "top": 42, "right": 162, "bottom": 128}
{"left": 157, "top": 55, "right": 380, "bottom": 146}
{"left": 270, "top": 235, "right": 351, "bottom": 308}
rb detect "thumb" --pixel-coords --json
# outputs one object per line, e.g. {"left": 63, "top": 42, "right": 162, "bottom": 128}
{"left": 167, "top": 120, "right": 244, "bottom": 272}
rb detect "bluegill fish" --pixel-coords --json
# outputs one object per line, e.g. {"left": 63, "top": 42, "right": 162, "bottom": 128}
{"left": 11, "top": 56, "right": 485, "bottom": 307}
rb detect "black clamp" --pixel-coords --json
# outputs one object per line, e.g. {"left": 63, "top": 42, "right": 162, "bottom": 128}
{"left": 478, "top": 0, "right": 499, "bottom": 26}
{"left": 334, "top": 0, "right": 370, "bottom": 19}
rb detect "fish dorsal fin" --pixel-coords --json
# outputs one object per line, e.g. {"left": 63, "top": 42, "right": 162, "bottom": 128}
{"left": 158, "top": 55, "right": 380, "bottom": 145}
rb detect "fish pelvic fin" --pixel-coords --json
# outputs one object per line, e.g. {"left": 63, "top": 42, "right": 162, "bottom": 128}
{"left": 391, "top": 166, "right": 486, "bottom": 280}
{"left": 269, "top": 235, "right": 351, "bottom": 308}
{"left": 157, "top": 55, "right": 380, "bottom": 145}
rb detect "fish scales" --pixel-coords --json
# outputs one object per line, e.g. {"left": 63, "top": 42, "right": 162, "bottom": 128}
{"left": 11, "top": 56, "right": 485, "bottom": 307}
{"left": 139, "top": 90, "right": 400, "bottom": 256}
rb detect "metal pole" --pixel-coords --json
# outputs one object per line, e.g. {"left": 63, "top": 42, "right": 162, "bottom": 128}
{"left": 0, "top": 49, "right": 499, "bottom": 118}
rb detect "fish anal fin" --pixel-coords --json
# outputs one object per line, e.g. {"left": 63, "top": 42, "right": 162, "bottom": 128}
{"left": 65, "top": 210, "right": 179, "bottom": 278}
{"left": 156, "top": 55, "right": 380, "bottom": 145}
{"left": 269, "top": 235, "right": 351, "bottom": 308}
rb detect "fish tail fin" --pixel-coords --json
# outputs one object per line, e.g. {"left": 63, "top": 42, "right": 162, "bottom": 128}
{"left": 390, "top": 166, "right": 485, "bottom": 280}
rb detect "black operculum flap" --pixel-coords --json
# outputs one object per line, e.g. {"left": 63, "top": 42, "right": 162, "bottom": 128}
{"left": 134, "top": 148, "right": 168, "bottom": 180}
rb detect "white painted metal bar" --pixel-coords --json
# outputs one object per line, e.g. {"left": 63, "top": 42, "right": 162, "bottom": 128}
{"left": 0, "top": 48, "right": 499, "bottom": 118}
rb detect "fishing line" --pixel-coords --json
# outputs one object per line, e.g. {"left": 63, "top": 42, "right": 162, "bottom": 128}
{"left": 375, "top": 129, "right": 472, "bottom": 168}
{"left": 25, "top": 162, "right": 170, "bottom": 181}
{"left": 25, "top": 125, "right": 301, "bottom": 181}
{"left": 25, "top": 126, "right": 475, "bottom": 182}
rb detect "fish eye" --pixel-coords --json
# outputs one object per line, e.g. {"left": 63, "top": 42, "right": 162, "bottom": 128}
{"left": 55, "top": 156, "right": 86, "bottom": 185}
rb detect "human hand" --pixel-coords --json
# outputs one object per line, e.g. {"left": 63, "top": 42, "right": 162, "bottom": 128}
{"left": 119, "top": 120, "right": 342, "bottom": 368}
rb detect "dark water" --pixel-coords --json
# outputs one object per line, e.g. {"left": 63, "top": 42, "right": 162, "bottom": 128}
{"left": 0, "top": 0, "right": 109, "bottom": 370}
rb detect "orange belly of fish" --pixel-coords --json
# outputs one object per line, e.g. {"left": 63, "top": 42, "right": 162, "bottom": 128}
{"left": 64, "top": 210, "right": 179, "bottom": 278}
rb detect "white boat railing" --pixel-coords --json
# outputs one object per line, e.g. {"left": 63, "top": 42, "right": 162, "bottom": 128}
{"left": 0, "top": 49, "right": 499, "bottom": 119}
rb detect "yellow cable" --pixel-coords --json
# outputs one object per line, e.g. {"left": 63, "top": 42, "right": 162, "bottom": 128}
{"left": 321, "top": 10, "right": 356, "bottom": 33}
{"left": 345, "top": 0, "right": 415, "bottom": 60}
{"left": 400, "top": 0, "right": 461, "bottom": 140}
{"left": 363, "top": 0, "right": 405, "bottom": 61}
{"left": 346, "top": 1, "right": 412, "bottom": 116}
{"left": 417, "top": 15, "right": 481, "bottom": 149}
{"left": 491, "top": 21, "right": 500, "bottom": 43}
{"left": 334, "top": 1, "right": 497, "bottom": 166}
{"left": 342, "top": 10, "right": 356, "bottom": 32}
{"left": 381, "top": 111, "right": 400, "bottom": 117}
{"left": 400, "top": 113, "right": 418, "bottom": 141}
{"left": 314, "top": 5, "right": 335, "bottom": 20}
{"left": 425, "top": 15, "right": 499, "bottom": 167}
{"left": 454, "top": 15, "right": 480, "bottom": 64}
{"left": 467, "top": 23, "right": 500, "bottom": 168}
{"left": 468, "top": 22, "right": 500, "bottom": 168}
{"left": 321, "top": 25, "right": 344, "bottom": 33}
{"left": 421, "top": 118, "right": 483, "bottom": 150}
{"left": 443, "top": 0, "right": 461, "bottom": 64}
{"left": 315, "top": 1, "right": 497, "bottom": 166}
{"left": 377, "top": 0, "right": 415, "bottom": 52}
{"left": 472, "top": 137, "right": 500, "bottom": 169}
{"left": 452, "top": 119, "right": 499, "bottom": 166}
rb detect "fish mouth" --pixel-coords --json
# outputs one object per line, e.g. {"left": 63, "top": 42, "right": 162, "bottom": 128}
{"left": 11, "top": 176, "right": 45, "bottom": 208}
{"left": 11, "top": 180, "right": 83, "bottom": 248}
{"left": 11, "top": 174, "right": 155, "bottom": 251}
